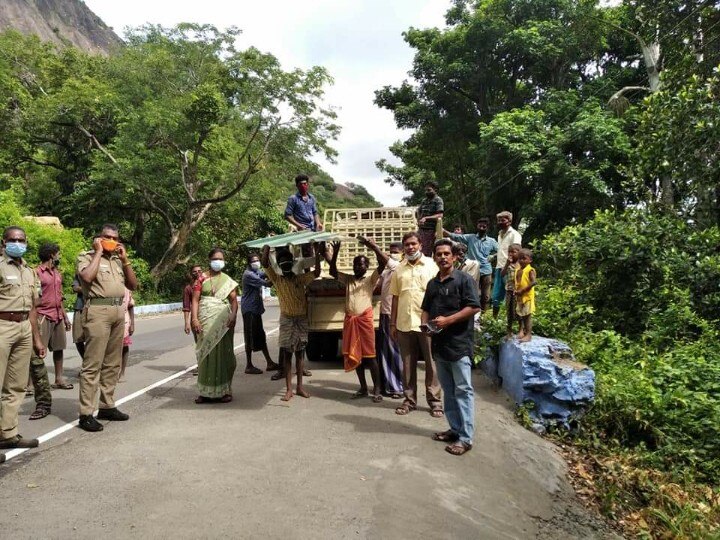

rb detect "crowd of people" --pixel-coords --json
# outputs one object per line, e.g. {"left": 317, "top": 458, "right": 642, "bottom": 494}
{"left": 0, "top": 175, "right": 536, "bottom": 458}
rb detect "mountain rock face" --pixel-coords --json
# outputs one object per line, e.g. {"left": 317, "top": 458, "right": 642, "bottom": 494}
{"left": 0, "top": 0, "right": 123, "bottom": 54}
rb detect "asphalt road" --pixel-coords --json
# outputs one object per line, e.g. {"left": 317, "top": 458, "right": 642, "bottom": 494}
{"left": 0, "top": 308, "right": 616, "bottom": 539}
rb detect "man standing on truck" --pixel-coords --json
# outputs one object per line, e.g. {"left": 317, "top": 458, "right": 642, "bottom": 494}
{"left": 389, "top": 231, "right": 443, "bottom": 417}
{"left": 261, "top": 244, "right": 321, "bottom": 402}
{"left": 328, "top": 238, "right": 387, "bottom": 403}
{"left": 416, "top": 182, "right": 444, "bottom": 257}
{"left": 284, "top": 174, "right": 323, "bottom": 232}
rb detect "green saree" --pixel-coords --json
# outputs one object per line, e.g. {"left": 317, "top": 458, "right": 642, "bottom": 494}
{"left": 196, "top": 273, "right": 238, "bottom": 398}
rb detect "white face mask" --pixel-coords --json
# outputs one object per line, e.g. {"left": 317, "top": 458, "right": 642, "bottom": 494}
{"left": 406, "top": 251, "right": 422, "bottom": 261}
{"left": 389, "top": 253, "right": 402, "bottom": 261}
{"left": 250, "top": 261, "right": 262, "bottom": 271}
{"left": 210, "top": 260, "right": 225, "bottom": 272}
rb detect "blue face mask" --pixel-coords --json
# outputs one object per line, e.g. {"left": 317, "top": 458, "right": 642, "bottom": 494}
{"left": 209, "top": 260, "right": 225, "bottom": 272}
{"left": 4, "top": 242, "right": 27, "bottom": 258}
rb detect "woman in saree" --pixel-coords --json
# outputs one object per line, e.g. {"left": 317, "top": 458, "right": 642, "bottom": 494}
{"left": 191, "top": 248, "right": 239, "bottom": 404}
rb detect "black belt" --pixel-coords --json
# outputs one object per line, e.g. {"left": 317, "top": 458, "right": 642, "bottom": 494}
{"left": 0, "top": 311, "right": 29, "bottom": 322}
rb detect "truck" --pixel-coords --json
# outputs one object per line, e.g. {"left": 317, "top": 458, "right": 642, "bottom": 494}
{"left": 244, "top": 206, "right": 418, "bottom": 362}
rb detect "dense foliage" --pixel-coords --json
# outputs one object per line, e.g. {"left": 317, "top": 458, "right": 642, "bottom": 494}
{"left": 0, "top": 25, "right": 378, "bottom": 296}
{"left": 382, "top": 0, "right": 720, "bottom": 535}
{"left": 376, "top": 0, "right": 720, "bottom": 240}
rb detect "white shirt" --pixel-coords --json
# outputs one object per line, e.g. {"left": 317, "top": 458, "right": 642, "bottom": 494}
{"left": 379, "top": 257, "right": 400, "bottom": 315}
{"left": 496, "top": 227, "right": 522, "bottom": 268}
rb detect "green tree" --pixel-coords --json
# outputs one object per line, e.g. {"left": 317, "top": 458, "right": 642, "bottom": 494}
{"left": 75, "top": 24, "right": 339, "bottom": 280}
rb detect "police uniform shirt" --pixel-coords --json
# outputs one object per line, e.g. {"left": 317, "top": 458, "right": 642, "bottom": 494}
{"left": 0, "top": 254, "right": 37, "bottom": 312}
{"left": 76, "top": 251, "right": 126, "bottom": 299}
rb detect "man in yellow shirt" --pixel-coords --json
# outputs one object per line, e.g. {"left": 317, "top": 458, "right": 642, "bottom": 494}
{"left": 261, "top": 244, "right": 321, "bottom": 402}
{"left": 389, "top": 231, "right": 442, "bottom": 416}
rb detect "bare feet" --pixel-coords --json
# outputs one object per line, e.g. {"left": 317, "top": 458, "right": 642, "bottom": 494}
{"left": 281, "top": 390, "right": 293, "bottom": 401}
{"left": 296, "top": 387, "right": 310, "bottom": 398}
{"left": 519, "top": 335, "right": 532, "bottom": 342}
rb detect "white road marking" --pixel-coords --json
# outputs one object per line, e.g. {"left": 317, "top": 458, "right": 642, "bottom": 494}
{"left": 2, "top": 327, "right": 280, "bottom": 463}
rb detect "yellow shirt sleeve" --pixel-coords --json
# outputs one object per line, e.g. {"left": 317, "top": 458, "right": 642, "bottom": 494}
{"left": 389, "top": 267, "right": 400, "bottom": 296}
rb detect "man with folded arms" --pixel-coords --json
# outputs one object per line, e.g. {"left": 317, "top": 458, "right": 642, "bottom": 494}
{"left": 76, "top": 224, "right": 137, "bottom": 432}
{"left": 0, "top": 226, "right": 45, "bottom": 451}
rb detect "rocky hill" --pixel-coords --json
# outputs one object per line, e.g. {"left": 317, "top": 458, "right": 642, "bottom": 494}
{"left": 0, "top": 0, "right": 122, "bottom": 55}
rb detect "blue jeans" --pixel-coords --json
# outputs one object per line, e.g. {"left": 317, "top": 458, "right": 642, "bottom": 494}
{"left": 491, "top": 268, "right": 506, "bottom": 308}
{"left": 435, "top": 356, "right": 474, "bottom": 445}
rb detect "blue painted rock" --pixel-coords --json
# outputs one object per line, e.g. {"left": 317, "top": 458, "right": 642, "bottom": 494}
{"left": 498, "top": 336, "right": 595, "bottom": 429}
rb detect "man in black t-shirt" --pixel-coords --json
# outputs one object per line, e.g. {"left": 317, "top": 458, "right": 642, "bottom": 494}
{"left": 421, "top": 239, "right": 480, "bottom": 456}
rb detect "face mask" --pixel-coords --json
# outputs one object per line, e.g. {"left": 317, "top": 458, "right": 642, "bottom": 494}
{"left": 4, "top": 242, "right": 27, "bottom": 258}
{"left": 209, "top": 260, "right": 225, "bottom": 272}
{"left": 298, "top": 183, "right": 309, "bottom": 195}
{"left": 250, "top": 261, "right": 262, "bottom": 271}
{"left": 389, "top": 253, "right": 401, "bottom": 261}
{"left": 100, "top": 239, "right": 118, "bottom": 253}
{"left": 406, "top": 251, "right": 422, "bottom": 261}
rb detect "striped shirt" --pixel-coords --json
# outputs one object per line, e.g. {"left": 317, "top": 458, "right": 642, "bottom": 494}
{"left": 265, "top": 266, "right": 315, "bottom": 317}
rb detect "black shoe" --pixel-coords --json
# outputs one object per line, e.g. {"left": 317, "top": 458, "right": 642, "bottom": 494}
{"left": 271, "top": 371, "right": 285, "bottom": 381}
{"left": 96, "top": 408, "right": 129, "bottom": 421}
{"left": 78, "top": 414, "right": 104, "bottom": 432}
{"left": 0, "top": 435, "right": 39, "bottom": 449}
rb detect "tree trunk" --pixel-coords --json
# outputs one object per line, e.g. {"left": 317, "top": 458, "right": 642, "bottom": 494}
{"left": 150, "top": 202, "right": 214, "bottom": 281}
{"left": 659, "top": 175, "right": 674, "bottom": 210}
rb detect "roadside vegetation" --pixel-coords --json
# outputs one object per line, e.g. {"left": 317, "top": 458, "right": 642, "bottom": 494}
{"left": 380, "top": 1, "right": 720, "bottom": 536}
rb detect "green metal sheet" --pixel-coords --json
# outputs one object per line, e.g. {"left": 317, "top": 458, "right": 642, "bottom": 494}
{"left": 243, "top": 230, "right": 348, "bottom": 249}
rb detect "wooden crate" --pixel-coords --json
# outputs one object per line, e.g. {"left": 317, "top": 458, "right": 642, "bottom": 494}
{"left": 324, "top": 207, "right": 418, "bottom": 271}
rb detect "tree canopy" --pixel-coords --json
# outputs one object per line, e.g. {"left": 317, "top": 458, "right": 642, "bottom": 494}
{"left": 376, "top": 0, "right": 720, "bottom": 238}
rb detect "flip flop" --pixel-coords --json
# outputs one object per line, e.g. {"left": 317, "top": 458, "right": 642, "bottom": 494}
{"left": 29, "top": 407, "right": 51, "bottom": 420}
{"left": 430, "top": 409, "right": 445, "bottom": 418}
{"left": 51, "top": 383, "right": 74, "bottom": 390}
{"left": 445, "top": 442, "right": 472, "bottom": 456}
{"left": 432, "top": 430, "right": 459, "bottom": 443}
{"left": 395, "top": 404, "right": 416, "bottom": 415}
{"left": 351, "top": 390, "right": 369, "bottom": 399}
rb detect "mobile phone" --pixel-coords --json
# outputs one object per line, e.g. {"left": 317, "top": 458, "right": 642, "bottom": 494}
{"left": 421, "top": 322, "right": 441, "bottom": 334}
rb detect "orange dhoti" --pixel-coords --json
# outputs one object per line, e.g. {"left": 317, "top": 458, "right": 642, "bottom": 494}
{"left": 342, "top": 307, "right": 375, "bottom": 372}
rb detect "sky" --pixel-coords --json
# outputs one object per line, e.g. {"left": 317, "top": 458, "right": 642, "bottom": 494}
{"left": 83, "top": 0, "right": 449, "bottom": 206}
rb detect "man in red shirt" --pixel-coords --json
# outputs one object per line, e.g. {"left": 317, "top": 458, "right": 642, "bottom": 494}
{"left": 29, "top": 243, "right": 72, "bottom": 420}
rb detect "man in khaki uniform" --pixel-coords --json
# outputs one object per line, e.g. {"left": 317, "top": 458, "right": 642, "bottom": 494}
{"left": 0, "top": 226, "right": 45, "bottom": 451}
{"left": 76, "top": 224, "right": 137, "bottom": 432}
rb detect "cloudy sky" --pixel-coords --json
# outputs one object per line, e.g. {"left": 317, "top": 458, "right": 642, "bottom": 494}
{"left": 84, "top": 0, "right": 449, "bottom": 205}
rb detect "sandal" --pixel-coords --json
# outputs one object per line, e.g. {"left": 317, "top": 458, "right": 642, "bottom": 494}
{"left": 351, "top": 390, "right": 368, "bottom": 399}
{"left": 219, "top": 394, "right": 233, "bottom": 403}
{"left": 395, "top": 404, "right": 416, "bottom": 416}
{"left": 389, "top": 393, "right": 403, "bottom": 399}
{"left": 271, "top": 371, "right": 285, "bottom": 381}
{"left": 244, "top": 366, "right": 263, "bottom": 375}
{"left": 432, "top": 430, "right": 459, "bottom": 443}
{"left": 445, "top": 442, "right": 472, "bottom": 456}
{"left": 29, "top": 406, "right": 51, "bottom": 420}
{"left": 430, "top": 409, "right": 445, "bottom": 418}
{"left": 194, "top": 396, "right": 210, "bottom": 404}
{"left": 51, "top": 382, "right": 74, "bottom": 390}
{"left": 372, "top": 394, "right": 383, "bottom": 403}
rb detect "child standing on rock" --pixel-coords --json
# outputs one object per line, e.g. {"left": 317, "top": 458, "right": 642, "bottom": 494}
{"left": 514, "top": 249, "right": 536, "bottom": 343}
{"left": 502, "top": 243, "right": 521, "bottom": 338}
